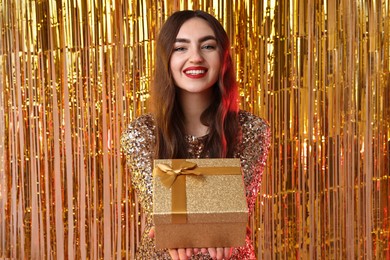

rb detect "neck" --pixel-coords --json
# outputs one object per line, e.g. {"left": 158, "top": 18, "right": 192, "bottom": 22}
{"left": 178, "top": 88, "right": 213, "bottom": 137}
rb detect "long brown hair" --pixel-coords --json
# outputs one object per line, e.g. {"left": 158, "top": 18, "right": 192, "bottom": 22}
{"left": 152, "top": 10, "right": 239, "bottom": 159}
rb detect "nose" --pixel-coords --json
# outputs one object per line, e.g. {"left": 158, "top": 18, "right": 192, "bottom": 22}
{"left": 189, "top": 48, "right": 204, "bottom": 63}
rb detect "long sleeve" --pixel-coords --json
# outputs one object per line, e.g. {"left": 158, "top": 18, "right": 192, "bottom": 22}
{"left": 238, "top": 111, "right": 271, "bottom": 213}
{"left": 120, "top": 114, "right": 156, "bottom": 215}
{"left": 121, "top": 114, "right": 175, "bottom": 259}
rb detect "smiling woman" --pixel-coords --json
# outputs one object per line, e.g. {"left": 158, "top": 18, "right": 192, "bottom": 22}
{"left": 121, "top": 10, "right": 271, "bottom": 260}
{"left": 170, "top": 18, "right": 222, "bottom": 138}
{"left": 170, "top": 18, "right": 221, "bottom": 95}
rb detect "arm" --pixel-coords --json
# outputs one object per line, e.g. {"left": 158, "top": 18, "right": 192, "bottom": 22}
{"left": 121, "top": 115, "right": 156, "bottom": 215}
{"left": 239, "top": 112, "right": 271, "bottom": 213}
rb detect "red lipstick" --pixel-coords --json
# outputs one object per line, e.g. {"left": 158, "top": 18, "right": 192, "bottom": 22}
{"left": 183, "top": 66, "right": 208, "bottom": 79}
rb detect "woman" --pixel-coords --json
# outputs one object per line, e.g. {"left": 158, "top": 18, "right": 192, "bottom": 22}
{"left": 121, "top": 10, "right": 270, "bottom": 260}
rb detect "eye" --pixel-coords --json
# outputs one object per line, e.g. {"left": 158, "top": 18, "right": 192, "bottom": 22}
{"left": 202, "top": 44, "right": 216, "bottom": 50}
{"left": 173, "top": 46, "right": 186, "bottom": 52}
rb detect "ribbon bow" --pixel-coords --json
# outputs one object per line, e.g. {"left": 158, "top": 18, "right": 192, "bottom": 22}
{"left": 153, "top": 161, "right": 202, "bottom": 188}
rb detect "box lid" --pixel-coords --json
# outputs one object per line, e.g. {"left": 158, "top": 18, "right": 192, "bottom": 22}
{"left": 153, "top": 158, "right": 248, "bottom": 225}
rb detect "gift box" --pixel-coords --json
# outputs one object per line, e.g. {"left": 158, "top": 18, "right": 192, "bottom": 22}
{"left": 152, "top": 158, "right": 248, "bottom": 249}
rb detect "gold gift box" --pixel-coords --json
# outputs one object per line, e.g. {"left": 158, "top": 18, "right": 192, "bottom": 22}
{"left": 153, "top": 158, "right": 248, "bottom": 249}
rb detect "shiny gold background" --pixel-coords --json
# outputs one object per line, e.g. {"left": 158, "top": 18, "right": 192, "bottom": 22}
{"left": 0, "top": 0, "right": 389, "bottom": 259}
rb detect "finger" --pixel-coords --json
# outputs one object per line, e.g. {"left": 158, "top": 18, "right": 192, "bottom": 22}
{"left": 193, "top": 248, "right": 199, "bottom": 254}
{"left": 216, "top": 248, "right": 223, "bottom": 260}
{"left": 186, "top": 248, "right": 193, "bottom": 258}
{"left": 148, "top": 227, "right": 155, "bottom": 239}
{"left": 208, "top": 248, "right": 217, "bottom": 259}
{"left": 224, "top": 247, "right": 232, "bottom": 258}
{"left": 168, "top": 249, "right": 179, "bottom": 260}
{"left": 178, "top": 248, "right": 187, "bottom": 260}
{"left": 201, "top": 248, "right": 208, "bottom": 254}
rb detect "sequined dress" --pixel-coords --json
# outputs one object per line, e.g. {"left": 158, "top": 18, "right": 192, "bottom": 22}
{"left": 121, "top": 110, "right": 271, "bottom": 259}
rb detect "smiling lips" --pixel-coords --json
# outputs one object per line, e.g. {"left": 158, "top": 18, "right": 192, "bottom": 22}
{"left": 183, "top": 66, "right": 208, "bottom": 78}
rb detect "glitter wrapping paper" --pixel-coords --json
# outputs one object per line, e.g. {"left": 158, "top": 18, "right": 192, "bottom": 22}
{"left": 0, "top": 0, "right": 389, "bottom": 259}
{"left": 153, "top": 159, "right": 248, "bottom": 249}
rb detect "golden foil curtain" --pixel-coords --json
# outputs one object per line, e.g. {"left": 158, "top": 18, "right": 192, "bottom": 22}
{"left": 0, "top": 0, "right": 389, "bottom": 259}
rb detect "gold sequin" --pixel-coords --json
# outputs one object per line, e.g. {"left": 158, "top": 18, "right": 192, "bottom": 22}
{"left": 121, "top": 110, "right": 270, "bottom": 259}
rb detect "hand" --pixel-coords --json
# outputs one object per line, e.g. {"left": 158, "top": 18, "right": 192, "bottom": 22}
{"left": 168, "top": 247, "right": 232, "bottom": 260}
{"left": 148, "top": 226, "right": 155, "bottom": 238}
{"left": 150, "top": 228, "right": 193, "bottom": 260}
{"left": 149, "top": 227, "right": 232, "bottom": 259}
{"left": 168, "top": 248, "right": 194, "bottom": 260}
{"left": 201, "top": 247, "right": 232, "bottom": 260}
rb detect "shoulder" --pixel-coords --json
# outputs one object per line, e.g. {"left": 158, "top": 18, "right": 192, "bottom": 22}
{"left": 120, "top": 114, "right": 156, "bottom": 153}
{"left": 127, "top": 113, "right": 155, "bottom": 131}
{"left": 122, "top": 113, "right": 155, "bottom": 136}
{"left": 239, "top": 110, "right": 270, "bottom": 137}
{"left": 238, "top": 110, "right": 271, "bottom": 150}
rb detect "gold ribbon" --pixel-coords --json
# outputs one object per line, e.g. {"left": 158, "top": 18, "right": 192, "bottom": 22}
{"left": 153, "top": 161, "right": 201, "bottom": 188}
{"left": 153, "top": 159, "right": 241, "bottom": 224}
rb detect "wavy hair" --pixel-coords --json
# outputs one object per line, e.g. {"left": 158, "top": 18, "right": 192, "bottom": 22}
{"left": 152, "top": 10, "right": 239, "bottom": 159}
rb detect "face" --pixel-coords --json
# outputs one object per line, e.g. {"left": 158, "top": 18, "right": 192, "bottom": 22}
{"left": 169, "top": 17, "right": 221, "bottom": 95}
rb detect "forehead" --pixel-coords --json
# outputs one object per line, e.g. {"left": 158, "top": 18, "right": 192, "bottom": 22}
{"left": 176, "top": 17, "right": 215, "bottom": 38}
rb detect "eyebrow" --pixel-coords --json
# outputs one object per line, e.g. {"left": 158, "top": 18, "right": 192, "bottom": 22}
{"left": 174, "top": 35, "right": 217, "bottom": 43}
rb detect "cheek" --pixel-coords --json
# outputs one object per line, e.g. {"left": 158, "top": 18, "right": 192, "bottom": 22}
{"left": 169, "top": 59, "right": 175, "bottom": 73}
{"left": 212, "top": 60, "right": 222, "bottom": 77}
{"left": 211, "top": 54, "right": 222, "bottom": 71}
{"left": 169, "top": 58, "right": 181, "bottom": 83}
{"left": 169, "top": 55, "right": 183, "bottom": 72}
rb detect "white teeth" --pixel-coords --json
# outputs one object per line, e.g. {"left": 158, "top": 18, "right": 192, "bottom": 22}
{"left": 185, "top": 70, "right": 206, "bottom": 75}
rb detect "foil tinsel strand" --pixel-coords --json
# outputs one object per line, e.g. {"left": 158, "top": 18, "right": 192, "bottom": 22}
{"left": 0, "top": 0, "right": 389, "bottom": 259}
